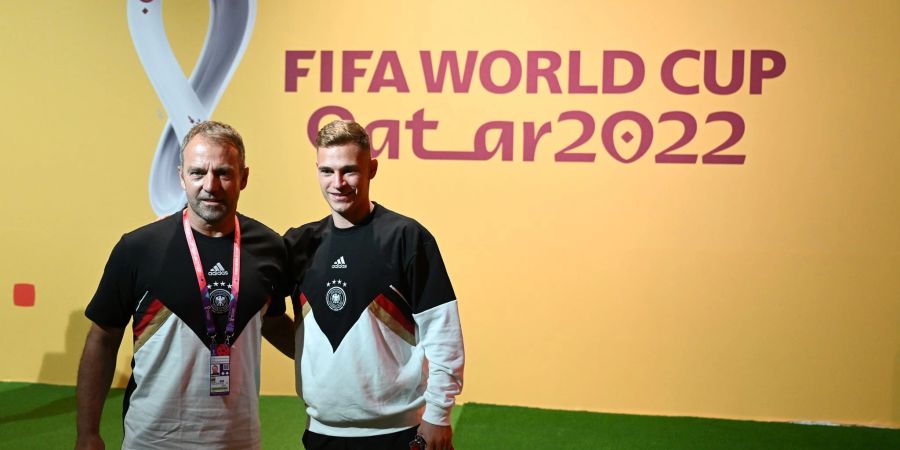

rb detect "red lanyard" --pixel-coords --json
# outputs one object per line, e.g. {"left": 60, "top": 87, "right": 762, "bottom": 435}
{"left": 182, "top": 209, "right": 241, "bottom": 348}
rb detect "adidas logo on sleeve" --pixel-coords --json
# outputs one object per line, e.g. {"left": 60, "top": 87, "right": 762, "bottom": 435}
{"left": 331, "top": 256, "right": 347, "bottom": 269}
{"left": 208, "top": 262, "right": 229, "bottom": 276}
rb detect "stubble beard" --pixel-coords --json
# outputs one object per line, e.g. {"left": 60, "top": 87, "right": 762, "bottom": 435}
{"left": 189, "top": 197, "right": 231, "bottom": 226}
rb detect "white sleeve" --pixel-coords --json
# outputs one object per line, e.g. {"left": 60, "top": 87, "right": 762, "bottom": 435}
{"left": 413, "top": 299, "right": 465, "bottom": 426}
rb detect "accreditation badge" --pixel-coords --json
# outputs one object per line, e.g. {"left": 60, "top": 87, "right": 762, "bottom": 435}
{"left": 210, "top": 354, "right": 231, "bottom": 396}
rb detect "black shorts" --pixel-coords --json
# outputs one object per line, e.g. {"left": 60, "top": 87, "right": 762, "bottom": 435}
{"left": 302, "top": 427, "right": 419, "bottom": 450}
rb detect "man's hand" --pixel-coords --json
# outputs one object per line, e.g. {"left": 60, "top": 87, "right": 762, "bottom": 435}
{"left": 418, "top": 421, "right": 453, "bottom": 450}
{"left": 74, "top": 433, "right": 105, "bottom": 450}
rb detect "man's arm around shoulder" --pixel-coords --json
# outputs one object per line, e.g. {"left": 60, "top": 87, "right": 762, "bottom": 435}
{"left": 262, "top": 312, "right": 296, "bottom": 359}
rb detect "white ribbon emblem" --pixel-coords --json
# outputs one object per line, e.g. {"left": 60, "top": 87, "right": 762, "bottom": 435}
{"left": 127, "top": 0, "right": 256, "bottom": 215}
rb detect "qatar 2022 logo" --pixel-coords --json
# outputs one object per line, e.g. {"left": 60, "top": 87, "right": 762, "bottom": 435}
{"left": 127, "top": 0, "right": 256, "bottom": 216}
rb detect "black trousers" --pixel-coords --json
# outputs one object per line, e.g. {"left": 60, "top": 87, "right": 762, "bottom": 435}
{"left": 302, "top": 427, "right": 418, "bottom": 450}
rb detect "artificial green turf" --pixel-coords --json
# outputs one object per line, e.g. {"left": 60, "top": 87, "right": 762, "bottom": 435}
{"left": 453, "top": 403, "right": 900, "bottom": 450}
{"left": 258, "top": 391, "right": 307, "bottom": 448}
{"left": 2, "top": 382, "right": 898, "bottom": 449}
{"left": 0, "top": 381, "right": 122, "bottom": 449}
{"left": 0, "top": 382, "right": 451, "bottom": 449}
{"left": 0, "top": 381, "right": 311, "bottom": 449}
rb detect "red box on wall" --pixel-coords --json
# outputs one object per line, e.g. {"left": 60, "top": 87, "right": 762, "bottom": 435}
{"left": 13, "top": 283, "right": 35, "bottom": 307}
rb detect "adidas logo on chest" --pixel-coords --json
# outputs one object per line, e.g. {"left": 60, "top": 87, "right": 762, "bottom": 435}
{"left": 331, "top": 256, "right": 347, "bottom": 269}
{"left": 208, "top": 262, "right": 229, "bottom": 276}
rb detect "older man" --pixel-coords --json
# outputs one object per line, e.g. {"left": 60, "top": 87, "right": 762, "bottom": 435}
{"left": 75, "top": 121, "right": 290, "bottom": 449}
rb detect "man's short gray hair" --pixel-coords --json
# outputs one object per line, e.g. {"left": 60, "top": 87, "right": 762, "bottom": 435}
{"left": 180, "top": 121, "right": 246, "bottom": 167}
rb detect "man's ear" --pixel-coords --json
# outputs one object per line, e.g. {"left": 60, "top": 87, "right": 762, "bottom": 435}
{"left": 369, "top": 158, "right": 378, "bottom": 180}
{"left": 178, "top": 165, "right": 185, "bottom": 190}
{"left": 240, "top": 166, "right": 250, "bottom": 190}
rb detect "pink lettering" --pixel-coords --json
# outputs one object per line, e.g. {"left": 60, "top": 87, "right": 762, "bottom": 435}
{"left": 320, "top": 50, "right": 333, "bottom": 92}
{"left": 568, "top": 51, "right": 598, "bottom": 94}
{"left": 661, "top": 50, "right": 701, "bottom": 95}
{"left": 602, "top": 51, "right": 644, "bottom": 94}
{"left": 750, "top": 50, "right": 786, "bottom": 94}
{"left": 704, "top": 50, "right": 744, "bottom": 95}
{"left": 284, "top": 50, "right": 316, "bottom": 92}
{"left": 523, "top": 122, "right": 552, "bottom": 161}
{"left": 366, "top": 120, "right": 401, "bottom": 159}
{"left": 474, "top": 121, "right": 515, "bottom": 160}
{"left": 480, "top": 51, "right": 522, "bottom": 94}
{"left": 368, "top": 51, "right": 409, "bottom": 93}
{"left": 420, "top": 51, "right": 478, "bottom": 93}
{"left": 342, "top": 51, "right": 373, "bottom": 92}
{"left": 526, "top": 51, "right": 562, "bottom": 94}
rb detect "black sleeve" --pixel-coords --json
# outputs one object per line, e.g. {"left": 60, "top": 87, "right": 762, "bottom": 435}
{"left": 406, "top": 234, "right": 456, "bottom": 314}
{"left": 265, "top": 296, "right": 287, "bottom": 317}
{"left": 85, "top": 236, "right": 135, "bottom": 328}
{"left": 281, "top": 234, "right": 298, "bottom": 299}
{"left": 282, "top": 228, "right": 299, "bottom": 306}
{"left": 283, "top": 223, "right": 326, "bottom": 300}
{"left": 265, "top": 237, "right": 291, "bottom": 317}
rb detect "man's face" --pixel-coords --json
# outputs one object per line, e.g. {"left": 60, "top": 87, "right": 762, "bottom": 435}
{"left": 316, "top": 143, "right": 377, "bottom": 222}
{"left": 179, "top": 136, "right": 248, "bottom": 228}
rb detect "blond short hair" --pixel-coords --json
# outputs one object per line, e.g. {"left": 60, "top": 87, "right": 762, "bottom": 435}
{"left": 316, "top": 120, "right": 370, "bottom": 153}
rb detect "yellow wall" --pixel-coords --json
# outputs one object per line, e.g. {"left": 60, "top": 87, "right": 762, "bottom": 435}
{"left": 1, "top": 1, "right": 898, "bottom": 427}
